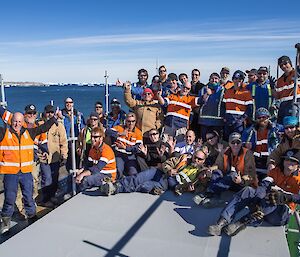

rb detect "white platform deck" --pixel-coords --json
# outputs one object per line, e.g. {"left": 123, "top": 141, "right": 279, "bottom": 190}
{"left": 0, "top": 190, "right": 290, "bottom": 257}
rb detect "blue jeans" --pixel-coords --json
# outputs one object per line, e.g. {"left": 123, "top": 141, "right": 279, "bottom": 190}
{"left": 207, "top": 170, "right": 243, "bottom": 195}
{"left": 221, "top": 186, "right": 291, "bottom": 226}
{"left": 41, "top": 162, "right": 60, "bottom": 202}
{"left": 118, "top": 167, "right": 167, "bottom": 193}
{"left": 116, "top": 153, "right": 138, "bottom": 177}
{"left": 78, "top": 172, "right": 109, "bottom": 191}
{"left": 2, "top": 172, "right": 36, "bottom": 217}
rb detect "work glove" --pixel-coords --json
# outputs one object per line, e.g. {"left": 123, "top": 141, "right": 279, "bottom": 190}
{"left": 250, "top": 205, "right": 264, "bottom": 221}
{"left": 268, "top": 76, "right": 276, "bottom": 89}
{"left": 60, "top": 158, "right": 67, "bottom": 167}
{"left": 266, "top": 190, "right": 293, "bottom": 205}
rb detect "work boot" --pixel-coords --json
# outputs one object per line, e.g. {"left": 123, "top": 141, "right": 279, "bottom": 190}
{"left": 193, "top": 194, "right": 207, "bottom": 205}
{"left": 99, "top": 181, "right": 117, "bottom": 196}
{"left": 202, "top": 196, "right": 226, "bottom": 209}
{"left": 223, "top": 220, "right": 247, "bottom": 236}
{"left": 208, "top": 217, "right": 228, "bottom": 236}
{"left": 1, "top": 216, "right": 11, "bottom": 234}
{"left": 27, "top": 215, "right": 38, "bottom": 225}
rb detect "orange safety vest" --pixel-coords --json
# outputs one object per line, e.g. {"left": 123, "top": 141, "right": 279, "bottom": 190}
{"left": 268, "top": 167, "right": 300, "bottom": 211}
{"left": 276, "top": 69, "right": 300, "bottom": 102}
{"left": 223, "top": 147, "right": 248, "bottom": 175}
{"left": 165, "top": 93, "right": 198, "bottom": 121}
{"left": 112, "top": 125, "right": 143, "bottom": 155}
{"left": 0, "top": 128, "right": 35, "bottom": 174}
{"left": 88, "top": 143, "right": 117, "bottom": 181}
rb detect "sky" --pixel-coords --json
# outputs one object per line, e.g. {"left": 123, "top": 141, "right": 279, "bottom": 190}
{"left": 0, "top": 0, "right": 300, "bottom": 84}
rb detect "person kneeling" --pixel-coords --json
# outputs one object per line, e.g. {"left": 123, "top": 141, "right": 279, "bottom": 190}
{"left": 75, "top": 127, "right": 116, "bottom": 193}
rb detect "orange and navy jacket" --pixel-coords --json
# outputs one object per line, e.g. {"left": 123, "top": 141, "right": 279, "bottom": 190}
{"left": 107, "top": 125, "right": 143, "bottom": 155}
{"left": 267, "top": 167, "right": 300, "bottom": 211}
{"left": 275, "top": 69, "right": 300, "bottom": 103}
{"left": 87, "top": 142, "right": 117, "bottom": 181}
{"left": 222, "top": 85, "right": 253, "bottom": 122}
{"left": 0, "top": 119, "right": 56, "bottom": 174}
{"left": 163, "top": 93, "right": 200, "bottom": 127}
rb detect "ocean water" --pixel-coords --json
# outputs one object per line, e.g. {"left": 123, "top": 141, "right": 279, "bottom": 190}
{"left": 4, "top": 85, "right": 127, "bottom": 119}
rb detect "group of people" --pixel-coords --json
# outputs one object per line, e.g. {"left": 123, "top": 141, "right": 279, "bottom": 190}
{"left": 0, "top": 53, "right": 300, "bottom": 237}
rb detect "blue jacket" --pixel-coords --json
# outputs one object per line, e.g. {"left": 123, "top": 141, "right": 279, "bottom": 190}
{"left": 106, "top": 110, "right": 127, "bottom": 128}
{"left": 241, "top": 122, "right": 283, "bottom": 155}
{"left": 131, "top": 82, "right": 149, "bottom": 100}
{"left": 62, "top": 108, "right": 85, "bottom": 139}
{"left": 198, "top": 86, "right": 225, "bottom": 126}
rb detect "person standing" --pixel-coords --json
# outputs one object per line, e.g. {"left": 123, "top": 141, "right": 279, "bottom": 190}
{"left": 131, "top": 69, "right": 149, "bottom": 100}
{"left": 0, "top": 112, "right": 57, "bottom": 234}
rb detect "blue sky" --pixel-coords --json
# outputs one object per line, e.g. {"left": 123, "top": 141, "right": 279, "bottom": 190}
{"left": 0, "top": 0, "right": 300, "bottom": 83}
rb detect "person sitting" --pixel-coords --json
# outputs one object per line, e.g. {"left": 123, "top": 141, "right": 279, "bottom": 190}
{"left": 208, "top": 149, "right": 300, "bottom": 236}
{"left": 77, "top": 112, "right": 104, "bottom": 168}
{"left": 267, "top": 116, "right": 300, "bottom": 171}
{"left": 242, "top": 108, "right": 282, "bottom": 180}
{"left": 197, "top": 132, "right": 257, "bottom": 208}
{"left": 203, "top": 130, "right": 228, "bottom": 166}
{"left": 106, "top": 113, "right": 142, "bottom": 177}
{"left": 106, "top": 98, "right": 127, "bottom": 128}
{"left": 169, "top": 130, "right": 198, "bottom": 157}
{"left": 124, "top": 82, "right": 163, "bottom": 135}
{"left": 138, "top": 129, "right": 169, "bottom": 171}
{"left": 162, "top": 147, "right": 212, "bottom": 193}
{"left": 75, "top": 127, "right": 116, "bottom": 192}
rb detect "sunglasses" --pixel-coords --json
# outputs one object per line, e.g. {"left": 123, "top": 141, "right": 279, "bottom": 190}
{"left": 95, "top": 106, "right": 102, "bottom": 109}
{"left": 127, "top": 120, "right": 136, "bottom": 123}
{"left": 46, "top": 111, "right": 54, "bottom": 114}
{"left": 231, "top": 140, "right": 241, "bottom": 145}
{"left": 26, "top": 112, "right": 36, "bottom": 115}
{"left": 194, "top": 156, "right": 205, "bottom": 161}
{"left": 258, "top": 72, "right": 267, "bottom": 75}
{"left": 65, "top": 101, "right": 73, "bottom": 104}
{"left": 159, "top": 70, "right": 166, "bottom": 73}
{"left": 91, "top": 135, "right": 101, "bottom": 138}
{"left": 144, "top": 92, "right": 152, "bottom": 96}
{"left": 149, "top": 132, "right": 159, "bottom": 136}
{"left": 285, "top": 126, "right": 296, "bottom": 130}
{"left": 183, "top": 86, "right": 191, "bottom": 90}
{"left": 206, "top": 135, "right": 216, "bottom": 141}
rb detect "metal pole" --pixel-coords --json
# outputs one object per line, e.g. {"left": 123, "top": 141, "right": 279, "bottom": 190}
{"left": 156, "top": 58, "right": 159, "bottom": 75}
{"left": 70, "top": 107, "right": 77, "bottom": 196}
{"left": 104, "top": 70, "right": 109, "bottom": 125}
{"left": 0, "top": 74, "right": 7, "bottom": 107}
{"left": 292, "top": 43, "right": 300, "bottom": 118}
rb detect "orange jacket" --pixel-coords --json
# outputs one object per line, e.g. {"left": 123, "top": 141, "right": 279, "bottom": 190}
{"left": 268, "top": 167, "right": 300, "bottom": 211}
{"left": 165, "top": 93, "right": 198, "bottom": 121}
{"left": 0, "top": 128, "right": 34, "bottom": 174}
{"left": 275, "top": 69, "right": 300, "bottom": 102}
{"left": 88, "top": 143, "right": 117, "bottom": 181}
{"left": 111, "top": 125, "right": 143, "bottom": 155}
{"left": 223, "top": 86, "right": 253, "bottom": 116}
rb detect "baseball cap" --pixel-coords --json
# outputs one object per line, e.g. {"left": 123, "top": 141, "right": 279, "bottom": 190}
{"left": 24, "top": 104, "right": 37, "bottom": 114}
{"left": 258, "top": 66, "right": 269, "bottom": 73}
{"left": 221, "top": 67, "right": 230, "bottom": 74}
{"left": 110, "top": 98, "right": 121, "bottom": 107}
{"left": 89, "top": 112, "right": 99, "bottom": 119}
{"left": 229, "top": 132, "right": 242, "bottom": 143}
{"left": 245, "top": 68, "right": 258, "bottom": 75}
{"left": 210, "top": 72, "right": 221, "bottom": 79}
{"left": 44, "top": 104, "right": 55, "bottom": 113}
{"left": 283, "top": 149, "right": 300, "bottom": 164}
{"left": 278, "top": 56, "right": 291, "bottom": 65}
{"left": 255, "top": 107, "right": 270, "bottom": 119}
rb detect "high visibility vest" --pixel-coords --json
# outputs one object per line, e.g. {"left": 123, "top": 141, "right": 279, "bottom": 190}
{"left": 165, "top": 93, "right": 198, "bottom": 121}
{"left": 88, "top": 143, "right": 117, "bottom": 181}
{"left": 276, "top": 69, "right": 300, "bottom": 102}
{"left": 0, "top": 129, "right": 34, "bottom": 174}
{"left": 251, "top": 83, "right": 272, "bottom": 113}
{"left": 111, "top": 125, "right": 142, "bottom": 155}
{"left": 223, "top": 86, "right": 253, "bottom": 116}
{"left": 223, "top": 147, "right": 248, "bottom": 175}
{"left": 268, "top": 167, "right": 300, "bottom": 211}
